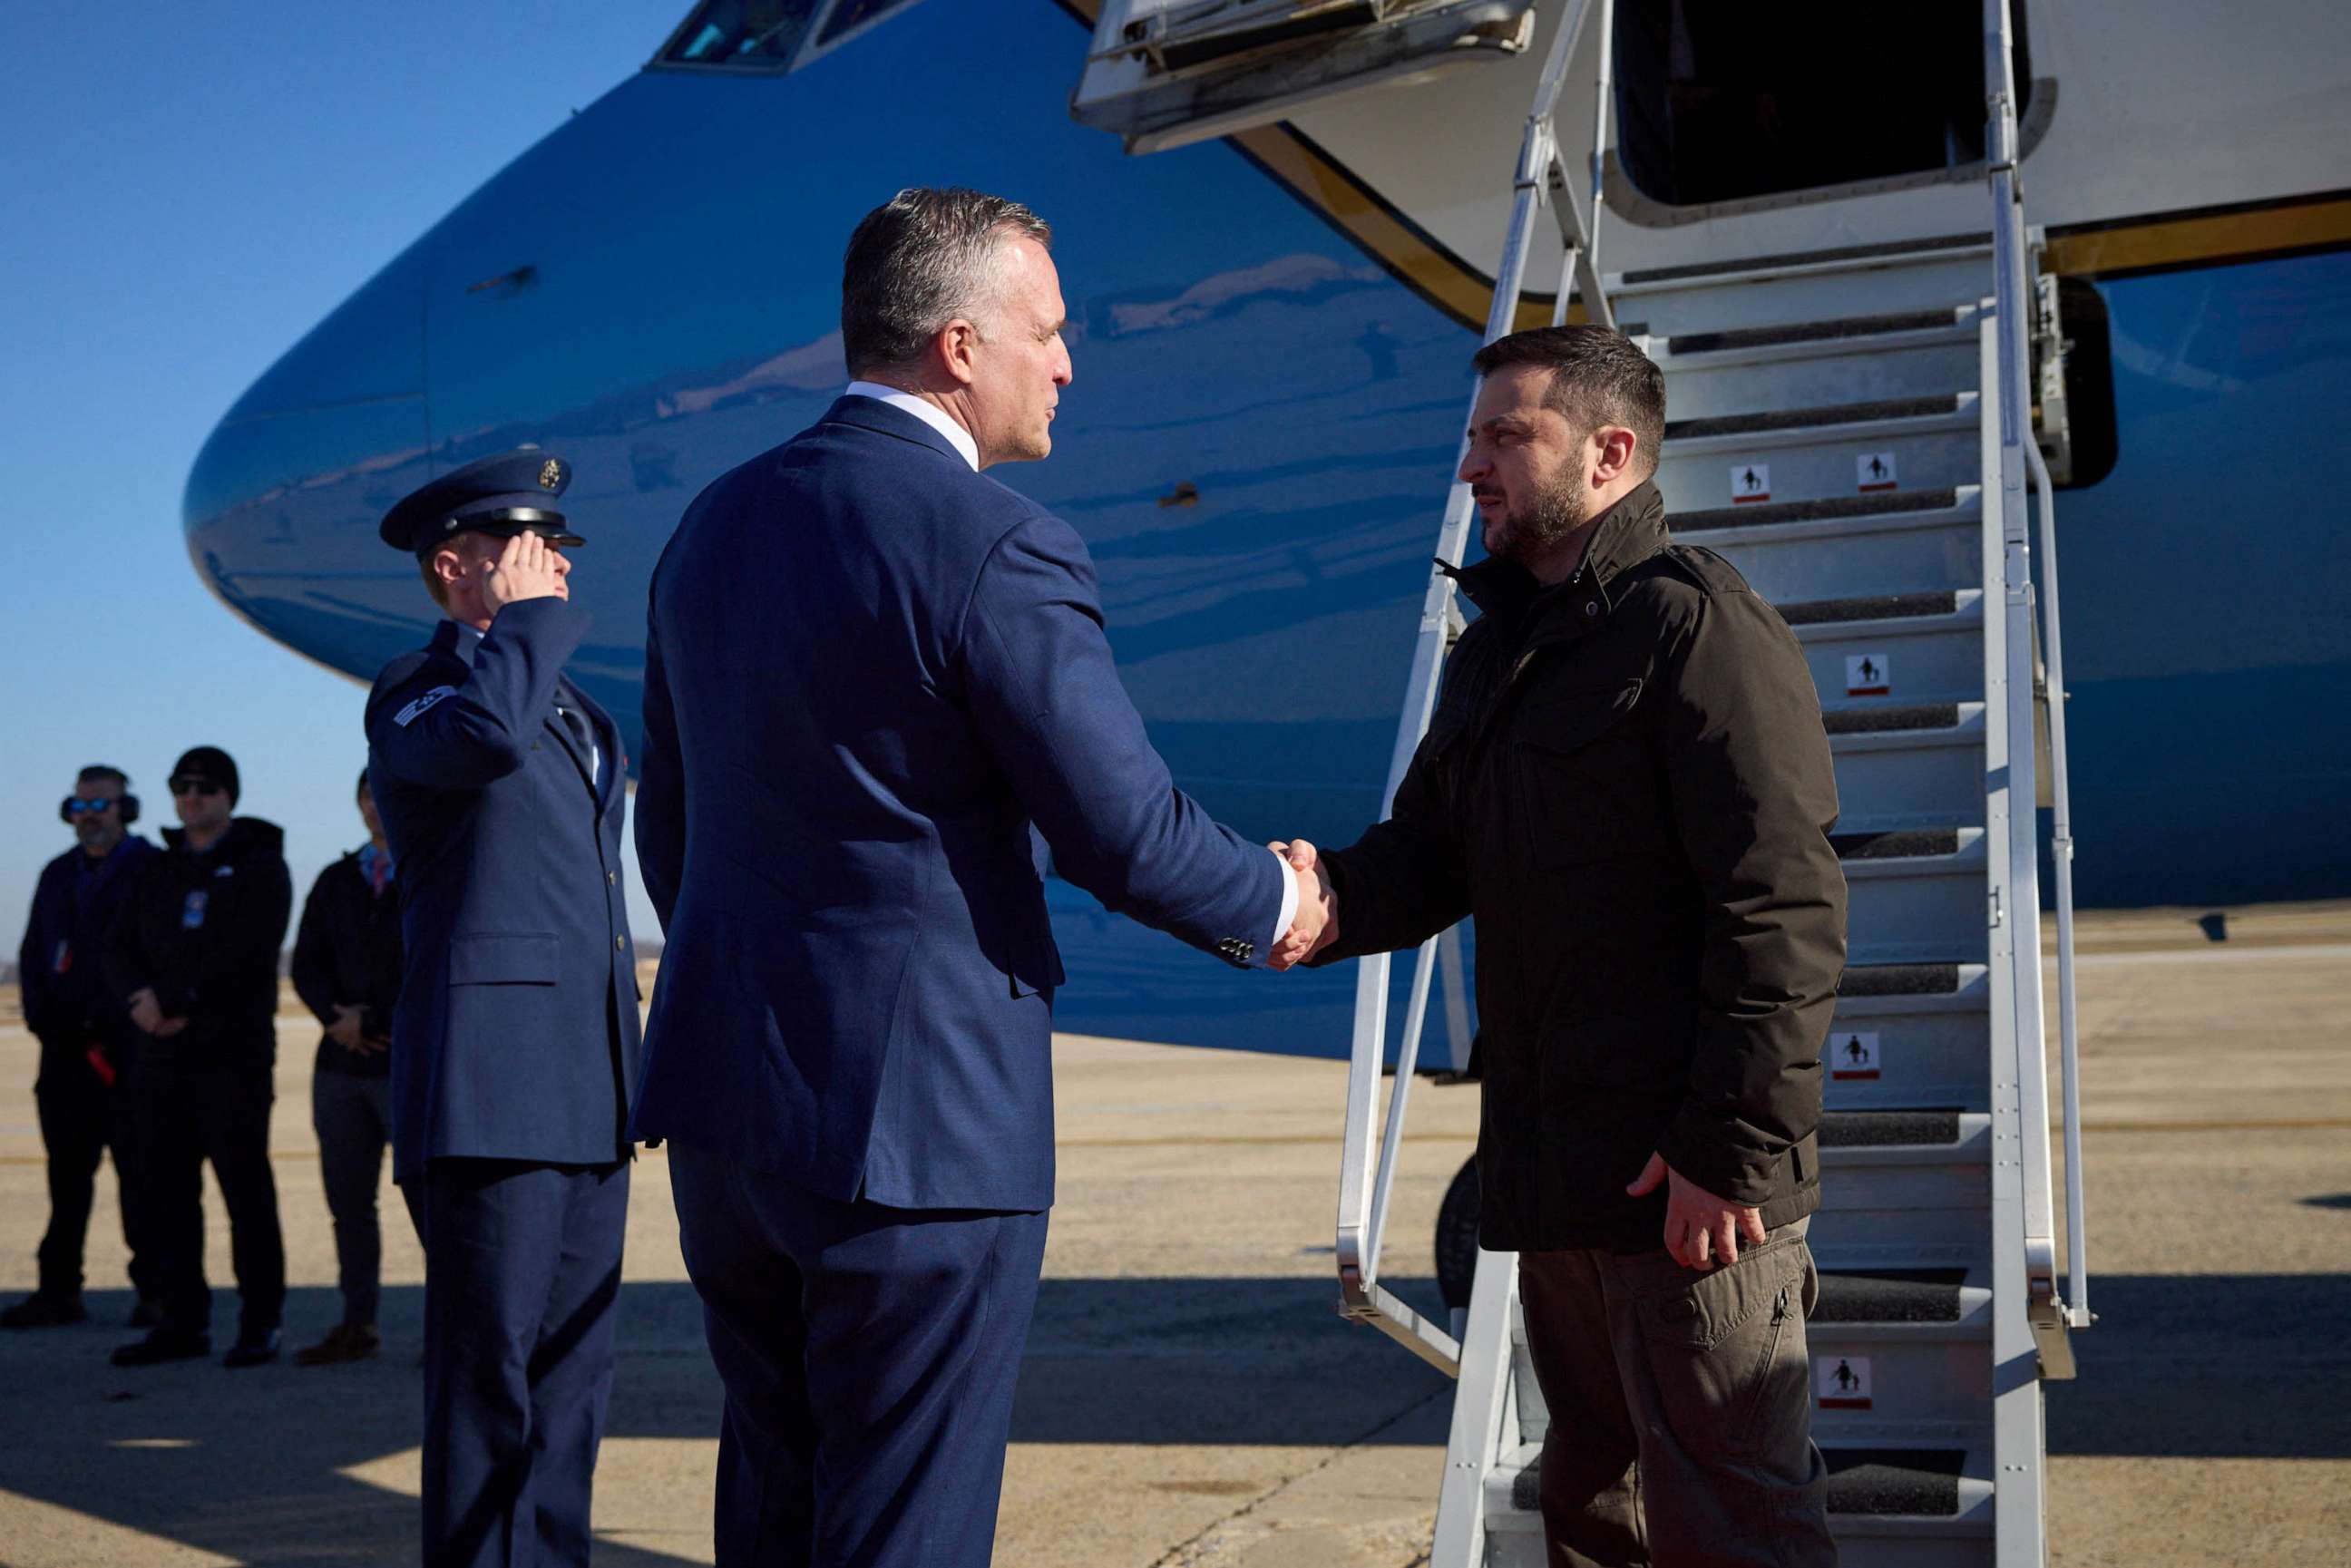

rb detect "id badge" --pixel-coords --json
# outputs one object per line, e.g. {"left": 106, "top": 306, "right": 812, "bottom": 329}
{"left": 53, "top": 939, "right": 72, "bottom": 976}
{"left": 181, "top": 890, "right": 209, "bottom": 930}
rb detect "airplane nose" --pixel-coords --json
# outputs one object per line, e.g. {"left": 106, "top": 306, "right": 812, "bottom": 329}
{"left": 182, "top": 252, "right": 437, "bottom": 680}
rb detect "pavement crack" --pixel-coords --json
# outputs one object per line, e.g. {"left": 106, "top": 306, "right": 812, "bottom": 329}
{"left": 1146, "top": 1384, "right": 1450, "bottom": 1566}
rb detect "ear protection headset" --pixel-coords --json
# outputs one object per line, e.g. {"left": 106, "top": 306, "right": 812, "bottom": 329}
{"left": 61, "top": 769, "right": 140, "bottom": 826}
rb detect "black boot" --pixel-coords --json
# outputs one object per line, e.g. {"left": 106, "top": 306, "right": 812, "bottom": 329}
{"left": 112, "top": 1326, "right": 211, "bottom": 1366}
{"left": 1, "top": 1291, "right": 89, "bottom": 1329}
{"left": 222, "top": 1327, "right": 281, "bottom": 1368}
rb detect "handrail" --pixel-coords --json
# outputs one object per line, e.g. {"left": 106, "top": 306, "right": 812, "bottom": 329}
{"left": 1982, "top": 0, "right": 2088, "bottom": 1335}
{"left": 1334, "top": 0, "right": 1614, "bottom": 1376}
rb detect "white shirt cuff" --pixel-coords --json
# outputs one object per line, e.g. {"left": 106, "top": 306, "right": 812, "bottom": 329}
{"left": 1261, "top": 849, "right": 1302, "bottom": 968}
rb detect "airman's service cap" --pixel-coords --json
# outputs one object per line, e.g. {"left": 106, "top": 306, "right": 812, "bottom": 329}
{"left": 378, "top": 449, "right": 586, "bottom": 554}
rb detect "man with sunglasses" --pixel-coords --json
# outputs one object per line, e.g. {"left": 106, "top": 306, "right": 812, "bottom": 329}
{"left": 5, "top": 765, "right": 159, "bottom": 1329}
{"left": 102, "top": 745, "right": 292, "bottom": 1368}
{"left": 366, "top": 450, "right": 641, "bottom": 1568}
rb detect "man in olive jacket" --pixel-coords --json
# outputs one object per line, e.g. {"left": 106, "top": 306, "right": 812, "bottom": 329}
{"left": 1291, "top": 327, "right": 1846, "bottom": 1566}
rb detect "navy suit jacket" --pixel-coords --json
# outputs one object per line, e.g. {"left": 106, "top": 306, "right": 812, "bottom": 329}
{"left": 366, "top": 602, "right": 641, "bottom": 1183}
{"left": 631, "top": 396, "right": 1285, "bottom": 1212}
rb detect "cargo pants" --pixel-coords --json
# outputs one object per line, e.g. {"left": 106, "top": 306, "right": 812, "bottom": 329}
{"left": 1519, "top": 1218, "right": 1836, "bottom": 1567}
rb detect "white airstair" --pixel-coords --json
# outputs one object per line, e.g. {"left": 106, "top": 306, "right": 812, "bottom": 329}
{"left": 1283, "top": 4, "right": 2090, "bottom": 1565}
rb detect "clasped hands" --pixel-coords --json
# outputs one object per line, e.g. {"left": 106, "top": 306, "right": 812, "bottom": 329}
{"left": 326, "top": 1004, "right": 389, "bottom": 1057}
{"left": 127, "top": 987, "right": 188, "bottom": 1039}
{"left": 1265, "top": 840, "right": 1339, "bottom": 970}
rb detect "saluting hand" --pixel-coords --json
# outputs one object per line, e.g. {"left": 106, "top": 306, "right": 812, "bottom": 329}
{"left": 481, "top": 531, "right": 569, "bottom": 614}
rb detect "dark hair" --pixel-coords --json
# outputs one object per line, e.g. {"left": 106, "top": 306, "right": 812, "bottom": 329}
{"left": 356, "top": 767, "right": 372, "bottom": 801}
{"left": 841, "top": 187, "right": 1052, "bottom": 375}
{"left": 78, "top": 764, "right": 129, "bottom": 791}
{"left": 1470, "top": 326, "right": 1666, "bottom": 477}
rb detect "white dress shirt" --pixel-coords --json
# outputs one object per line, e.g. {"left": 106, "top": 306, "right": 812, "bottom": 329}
{"left": 837, "top": 384, "right": 1304, "bottom": 963}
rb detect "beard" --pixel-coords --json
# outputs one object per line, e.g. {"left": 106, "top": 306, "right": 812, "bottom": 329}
{"left": 1483, "top": 467, "right": 1591, "bottom": 566}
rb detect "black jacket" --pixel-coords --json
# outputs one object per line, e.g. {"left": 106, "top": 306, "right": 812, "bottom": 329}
{"left": 1312, "top": 482, "right": 1847, "bottom": 1251}
{"left": 103, "top": 819, "right": 293, "bottom": 1064}
{"left": 290, "top": 850, "right": 403, "bottom": 1077}
{"left": 17, "top": 835, "right": 156, "bottom": 1058}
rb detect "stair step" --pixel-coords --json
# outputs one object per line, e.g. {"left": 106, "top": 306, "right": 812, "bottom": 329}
{"left": 1817, "top": 1268, "right": 1975, "bottom": 1325}
{"left": 1833, "top": 828, "right": 1963, "bottom": 860}
{"left": 1821, "top": 1110, "right": 1966, "bottom": 1148}
{"left": 1839, "top": 962, "right": 1965, "bottom": 997}
{"left": 1824, "top": 704, "right": 1962, "bottom": 736}
{"left": 1784, "top": 592, "right": 1959, "bottom": 628}
{"left": 1616, "top": 233, "right": 1995, "bottom": 289}
{"left": 1484, "top": 1441, "right": 1994, "bottom": 1526}
{"left": 1676, "top": 487, "right": 1965, "bottom": 534}
{"left": 1664, "top": 308, "right": 1965, "bottom": 356}
{"left": 1666, "top": 394, "right": 1966, "bottom": 443}
{"left": 1830, "top": 708, "right": 1989, "bottom": 837}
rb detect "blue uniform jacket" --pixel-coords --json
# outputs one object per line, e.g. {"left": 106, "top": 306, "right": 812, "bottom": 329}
{"left": 630, "top": 396, "right": 1286, "bottom": 1212}
{"left": 365, "top": 601, "right": 640, "bottom": 1183}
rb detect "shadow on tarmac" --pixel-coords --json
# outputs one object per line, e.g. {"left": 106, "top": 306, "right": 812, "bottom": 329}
{"left": 3, "top": 1271, "right": 2337, "bottom": 1563}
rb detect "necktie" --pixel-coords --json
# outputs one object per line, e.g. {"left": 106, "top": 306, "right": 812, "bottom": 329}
{"left": 558, "top": 705, "right": 597, "bottom": 784}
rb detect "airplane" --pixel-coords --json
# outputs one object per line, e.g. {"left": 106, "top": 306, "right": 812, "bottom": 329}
{"left": 180, "top": 4, "right": 2351, "bottom": 1560}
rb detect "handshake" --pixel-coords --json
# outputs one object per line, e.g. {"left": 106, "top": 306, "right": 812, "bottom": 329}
{"left": 1266, "top": 840, "right": 1339, "bottom": 971}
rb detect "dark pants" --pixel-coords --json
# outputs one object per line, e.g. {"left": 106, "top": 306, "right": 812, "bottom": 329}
{"left": 311, "top": 1068, "right": 423, "bottom": 1326}
{"left": 32, "top": 1044, "right": 153, "bottom": 1300}
{"left": 1519, "top": 1219, "right": 1835, "bottom": 1568}
{"left": 668, "top": 1142, "right": 1050, "bottom": 1568}
{"left": 421, "top": 1158, "right": 629, "bottom": 1568}
{"left": 132, "top": 1057, "right": 285, "bottom": 1339}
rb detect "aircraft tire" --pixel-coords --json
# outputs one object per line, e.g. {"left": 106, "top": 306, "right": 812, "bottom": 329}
{"left": 1435, "top": 1154, "right": 1479, "bottom": 1311}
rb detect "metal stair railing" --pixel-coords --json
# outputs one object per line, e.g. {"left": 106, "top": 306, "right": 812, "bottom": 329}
{"left": 1334, "top": 0, "right": 1614, "bottom": 1377}
{"left": 1981, "top": 0, "right": 2091, "bottom": 1367}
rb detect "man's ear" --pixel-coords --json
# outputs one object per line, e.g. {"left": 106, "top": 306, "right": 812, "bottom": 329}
{"left": 935, "top": 318, "right": 982, "bottom": 386}
{"left": 1593, "top": 425, "right": 1640, "bottom": 485}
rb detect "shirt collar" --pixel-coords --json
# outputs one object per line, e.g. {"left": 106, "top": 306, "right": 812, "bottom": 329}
{"left": 843, "top": 380, "right": 980, "bottom": 472}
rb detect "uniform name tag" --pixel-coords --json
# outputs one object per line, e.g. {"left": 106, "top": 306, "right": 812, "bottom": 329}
{"left": 395, "top": 686, "right": 457, "bottom": 727}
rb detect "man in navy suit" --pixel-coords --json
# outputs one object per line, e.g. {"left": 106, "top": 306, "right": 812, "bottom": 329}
{"left": 366, "top": 451, "right": 641, "bottom": 1568}
{"left": 632, "top": 188, "right": 1335, "bottom": 1565}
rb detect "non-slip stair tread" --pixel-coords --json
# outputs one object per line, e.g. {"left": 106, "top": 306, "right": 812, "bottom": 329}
{"left": 1821, "top": 1109, "right": 1965, "bottom": 1147}
{"left": 1838, "top": 962, "right": 1963, "bottom": 996}
{"left": 1665, "top": 394, "right": 1964, "bottom": 442}
{"left": 1673, "top": 487, "right": 1964, "bottom": 534}
{"left": 1666, "top": 308, "right": 1959, "bottom": 355}
{"left": 1824, "top": 1449, "right": 1967, "bottom": 1516}
{"left": 1831, "top": 828, "right": 1964, "bottom": 859}
{"left": 1780, "top": 591, "right": 1961, "bottom": 627}
{"left": 1619, "top": 233, "right": 1994, "bottom": 286}
{"left": 1815, "top": 1270, "right": 1970, "bottom": 1323}
{"left": 1822, "top": 704, "right": 1962, "bottom": 736}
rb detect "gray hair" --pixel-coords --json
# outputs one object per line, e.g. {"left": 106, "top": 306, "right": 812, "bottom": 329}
{"left": 841, "top": 188, "right": 1052, "bottom": 375}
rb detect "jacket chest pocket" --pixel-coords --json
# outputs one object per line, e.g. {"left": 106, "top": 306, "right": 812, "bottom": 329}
{"left": 1512, "top": 679, "right": 1667, "bottom": 869}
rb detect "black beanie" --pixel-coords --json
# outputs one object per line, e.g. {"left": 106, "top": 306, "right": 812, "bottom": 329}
{"left": 171, "top": 745, "right": 241, "bottom": 807}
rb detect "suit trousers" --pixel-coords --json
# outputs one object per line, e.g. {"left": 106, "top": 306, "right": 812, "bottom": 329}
{"left": 1518, "top": 1219, "right": 1835, "bottom": 1568}
{"left": 668, "top": 1142, "right": 1051, "bottom": 1568}
{"left": 311, "top": 1069, "right": 424, "bottom": 1327}
{"left": 132, "top": 1056, "right": 284, "bottom": 1339}
{"left": 420, "top": 1157, "right": 629, "bottom": 1568}
{"left": 33, "top": 1043, "right": 152, "bottom": 1300}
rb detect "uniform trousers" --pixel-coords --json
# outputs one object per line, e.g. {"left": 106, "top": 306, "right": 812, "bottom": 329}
{"left": 33, "top": 1043, "right": 153, "bottom": 1300}
{"left": 1519, "top": 1218, "right": 1835, "bottom": 1568}
{"left": 668, "top": 1142, "right": 1051, "bottom": 1568}
{"left": 419, "top": 1157, "right": 629, "bottom": 1568}
{"left": 132, "top": 1055, "right": 285, "bottom": 1339}
{"left": 311, "top": 1069, "right": 424, "bottom": 1327}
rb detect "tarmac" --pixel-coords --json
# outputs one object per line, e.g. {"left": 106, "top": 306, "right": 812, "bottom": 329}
{"left": 0, "top": 901, "right": 2345, "bottom": 1565}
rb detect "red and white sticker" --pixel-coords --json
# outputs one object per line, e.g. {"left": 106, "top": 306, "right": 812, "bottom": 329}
{"left": 1831, "top": 1031, "right": 1881, "bottom": 1081}
{"left": 1731, "top": 463, "right": 1771, "bottom": 504}
{"left": 1845, "top": 653, "right": 1891, "bottom": 696}
{"left": 1818, "top": 1355, "right": 1874, "bottom": 1410}
{"left": 1857, "top": 452, "right": 1898, "bottom": 492}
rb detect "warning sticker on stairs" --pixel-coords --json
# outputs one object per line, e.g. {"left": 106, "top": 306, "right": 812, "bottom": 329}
{"left": 1818, "top": 1356, "right": 1873, "bottom": 1410}
{"left": 1845, "top": 653, "right": 1892, "bottom": 696}
{"left": 1731, "top": 463, "right": 1771, "bottom": 503}
{"left": 1857, "top": 452, "right": 1898, "bottom": 492}
{"left": 1832, "top": 1031, "right": 1882, "bottom": 1080}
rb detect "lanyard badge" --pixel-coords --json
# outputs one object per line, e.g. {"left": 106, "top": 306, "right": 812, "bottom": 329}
{"left": 181, "top": 890, "right": 209, "bottom": 930}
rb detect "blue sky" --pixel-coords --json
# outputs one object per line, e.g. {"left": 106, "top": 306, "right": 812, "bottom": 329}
{"left": 0, "top": 5, "right": 676, "bottom": 959}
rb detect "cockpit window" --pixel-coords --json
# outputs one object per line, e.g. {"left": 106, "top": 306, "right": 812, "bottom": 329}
{"left": 653, "top": 0, "right": 922, "bottom": 71}
{"left": 658, "top": 0, "right": 822, "bottom": 69}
